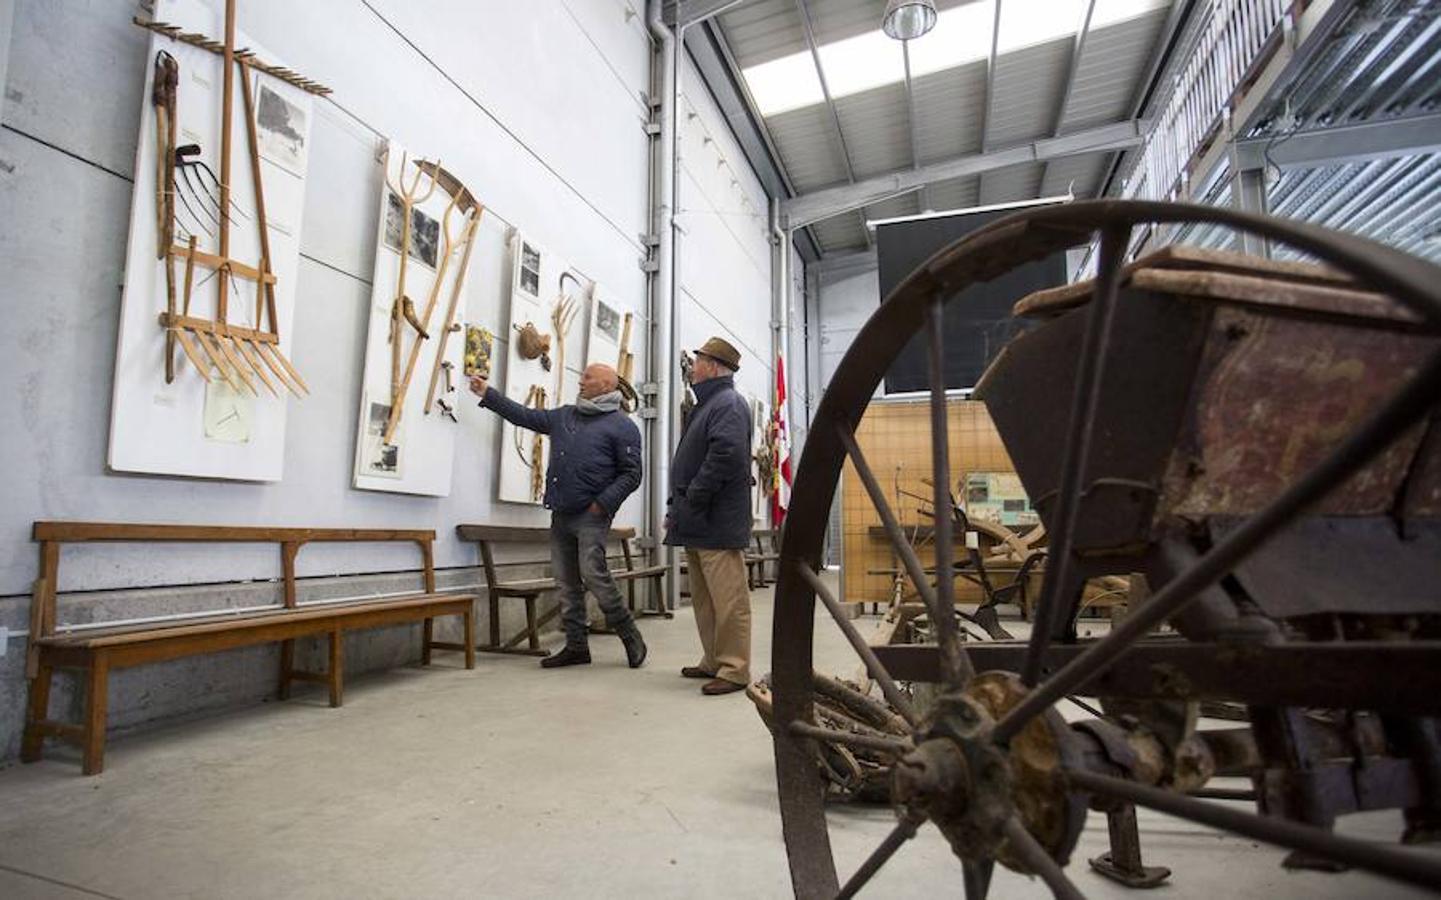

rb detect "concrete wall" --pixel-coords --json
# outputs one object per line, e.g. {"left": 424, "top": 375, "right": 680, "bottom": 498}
{"left": 0, "top": 0, "right": 777, "bottom": 761}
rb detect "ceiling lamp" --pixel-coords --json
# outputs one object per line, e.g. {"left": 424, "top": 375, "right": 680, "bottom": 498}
{"left": 882, "top": 0, "right": 939, "bottom": 40}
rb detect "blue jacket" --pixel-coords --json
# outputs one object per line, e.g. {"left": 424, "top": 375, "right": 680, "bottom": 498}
{"left": 664, "top": 375, "right": 753, "bottom": 550}
{"left": 480, "top": 387, "right": 642, "bottom": 515}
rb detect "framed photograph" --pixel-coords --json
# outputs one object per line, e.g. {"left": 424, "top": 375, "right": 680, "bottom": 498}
{"left": 360, "top": 399, "right": 403, "bottom": 479}
{"left": 519, "top": 242, "right": 541, "bottom": 297}
{"left": 595, "top": 300, "right": 620, "bottom": 342}
{"left": 255, "top": 80, "right": 308, "bottom": 175}
{"left": 383, "top": 192, "right": 440, "bottom": 269}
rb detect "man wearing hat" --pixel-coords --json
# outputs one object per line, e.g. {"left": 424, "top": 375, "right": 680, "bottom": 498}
{"left": 665, "top": 337, "right": 754, "bottom": 696}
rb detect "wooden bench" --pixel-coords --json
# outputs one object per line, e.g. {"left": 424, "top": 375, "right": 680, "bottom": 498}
{"left": 455, "top": 524, "right": 669, "bottom": 656}
{"left": 747, "top": 528, "right": 782, "bottom": 588}
{"left": 22, "top": 522, "right": 476, "bottom": 775}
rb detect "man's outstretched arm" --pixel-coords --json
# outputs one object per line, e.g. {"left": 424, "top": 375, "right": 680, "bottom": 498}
{"left": 469, "top": 376, "right": 553, "bottom": 434}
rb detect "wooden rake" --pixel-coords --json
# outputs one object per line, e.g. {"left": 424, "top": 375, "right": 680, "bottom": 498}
{"left": 150, "top": 1, "right": 308, "bottom": 399}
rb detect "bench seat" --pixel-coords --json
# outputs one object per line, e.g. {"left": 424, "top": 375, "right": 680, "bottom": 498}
{"left": 22, "top": 522, "right": 476, "bottom": 776}
{"left": 456, "top": 524, "right": 670, "bottom": 657}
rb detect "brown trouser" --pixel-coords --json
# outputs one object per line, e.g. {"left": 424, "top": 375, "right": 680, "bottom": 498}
{"left": 686, "top": 548, "right": 751, "bottom": 685}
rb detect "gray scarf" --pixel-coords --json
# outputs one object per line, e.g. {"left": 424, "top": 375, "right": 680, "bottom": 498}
{"left": 576, "top": 390, "right": 623, "bottom": 415}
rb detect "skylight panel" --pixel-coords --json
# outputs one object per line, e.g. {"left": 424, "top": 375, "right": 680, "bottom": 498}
{"left": 817, "top": 27, "right": 906, "bottom": 98}
{"left": 907, "top": 0, "right": 995, "bottom": 77}
{"left": 744, "top": 50, "right": 826, "bottom": 116}
{"left": 998, "top": 0, "right": 1090, "bottom": 52}
{"left": 1094, "top": 0, "right": 1173, "bottom": 27}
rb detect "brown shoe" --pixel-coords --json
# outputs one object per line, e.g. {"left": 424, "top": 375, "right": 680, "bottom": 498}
{"left": 702, "top": 678, "right": 745, "bottom": 696}
{"left": 681, "top": 666, "right": 716, "bottom": 679}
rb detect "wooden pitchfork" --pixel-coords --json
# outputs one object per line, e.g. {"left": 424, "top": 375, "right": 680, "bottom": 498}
{"left": 382, "top": 148, "right": 439, "bottom": 411}
{"left": 418, "top": 162, "right": 483, "bottom": 417}
{"left": 381, "top": 182, "right": 464, "bottom": 445}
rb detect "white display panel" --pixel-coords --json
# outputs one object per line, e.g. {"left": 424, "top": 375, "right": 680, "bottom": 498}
{"left": 108, "top": 0, "right": 313, "bottom": 481}
{"left": 351, "top": 144, "right": 475, "bottom": 497}
{"left": 496, "top": 232, "right": 588, "bottom": 505}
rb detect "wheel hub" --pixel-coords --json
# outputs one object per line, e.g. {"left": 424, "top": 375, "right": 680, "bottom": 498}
{"left": 892, "top": 672, "right": 1089, "bottom": 874}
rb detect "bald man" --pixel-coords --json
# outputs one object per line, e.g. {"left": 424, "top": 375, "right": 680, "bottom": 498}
{"left": 470, "top": 363, "right": 647, "bottom": 669}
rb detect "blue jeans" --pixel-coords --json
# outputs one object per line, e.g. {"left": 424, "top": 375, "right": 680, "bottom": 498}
{"left": 550, "top": 509, "right": 636, "bottom": 647}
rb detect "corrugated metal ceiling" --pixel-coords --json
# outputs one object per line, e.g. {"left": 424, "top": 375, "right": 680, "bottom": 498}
{"left": 1171, "top": 1, "right": 1441, "bottom": 267}
{"left": 713, "top": 0, "right": 1174, "bottom": 253}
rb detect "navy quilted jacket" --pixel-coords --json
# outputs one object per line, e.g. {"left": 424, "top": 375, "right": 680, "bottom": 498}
{"left": 480, "top": 387, "right": 642, "bottom": 515}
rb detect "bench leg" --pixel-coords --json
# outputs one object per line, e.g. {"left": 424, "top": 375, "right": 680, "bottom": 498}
{"left": 82, "top": 654, "right": 110, "bottom": 776}
{"left": 463, "top": 606, "right": 476, "bottom": 670}
{"left": 488, "top": 596, "right": 501, "bottom": 647}
{"left": 21, "top": 658, "right": 55, "bottom": 763}
{"left": 421, "top": 617, "right": 434, "bottom": 666}
{"left": 328, "top": 630, "right": 344, "bottom": 708}
{"left": 277, "top": 639, "right": 294, "bottom": 701}
{"left": 524, "top": 597, "right": 539, "bottom": 651}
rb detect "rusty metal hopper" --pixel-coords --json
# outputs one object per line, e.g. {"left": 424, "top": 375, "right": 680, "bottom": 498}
{"left": 975, "top": 246, "right": 1441, "bottom": 617}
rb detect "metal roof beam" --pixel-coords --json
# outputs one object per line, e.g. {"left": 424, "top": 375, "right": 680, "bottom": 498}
{"left": 1040, "top": 0, "right": 1096, "bottom": 195}
{"left": 783, "top": 119, "right": 1148, "bottom": 228}
{"left": 794, "top": 0, "right": 866, "bottom": 247}
{"left": 978, "top": 0, "right": 1003, "bottom": 153}
{"left": 1051, "top": 0, "right": 1096, "bottom": 136}
{"left": 663, "top": 0, "right": 749, "bottom": 27}
{"left": 1232, "top": 112, "right": 1441, "bottom": 172}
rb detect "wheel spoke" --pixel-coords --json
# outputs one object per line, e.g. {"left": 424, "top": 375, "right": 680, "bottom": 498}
{"left": 993, "top": 348, "right": 1441, "bottom": 745}
{"left": 1067, "top": 768, "right": 1441, "bottom": 891}
{"left": 796, "top": 562, "right": 921, "bottom": 727}
{"left": 1022, "top": 224, "right": 1130, "bottom": 687}
{"left": 836, "top": 812, "right": 925, "bottom": 899}
{"left": 834, "top": 419, "right": 974, "bottom": 683}
{"left": 962, "top": 859, "right": 993, "bottom": 900}
{"left": 1001, "top": 817, "right": 1084, "bottom": 900}
{"left": 924, "top": 295, "right": 974, "bottom": 689}
{"left": 788, "top": 720, "right": 913, "bottom": 756}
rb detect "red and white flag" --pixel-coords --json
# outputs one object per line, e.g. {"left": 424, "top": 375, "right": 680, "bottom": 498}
{"left": 771, "top": 354, "right": 794, "bottom": 527}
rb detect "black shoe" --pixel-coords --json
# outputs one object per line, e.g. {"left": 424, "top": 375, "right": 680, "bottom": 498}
{"left": 541, "top": 646, "right": 591, "bottom": 668}
{"left": 620, "top": 629, "right": 648, "bottom": 669}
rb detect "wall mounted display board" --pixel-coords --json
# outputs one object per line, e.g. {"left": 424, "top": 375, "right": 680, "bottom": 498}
{"left": 351, "top": 145, "right": 479, "bottom": 497}
{"left": 109, "top": 0, "right": 315, "bottom": 480}
{"left": 963, "top": 471, "right": 1037, "bottom": 527}
{"left": 497, "top": 232, "right": 587, "bottom": 505}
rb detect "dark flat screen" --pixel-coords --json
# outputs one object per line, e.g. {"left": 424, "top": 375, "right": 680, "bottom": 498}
{"left": 877, "top": 208, "right": 1066, "bottom": 393}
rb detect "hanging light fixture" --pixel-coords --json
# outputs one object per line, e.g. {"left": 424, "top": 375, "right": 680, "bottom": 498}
{"left": 882, "top": 0, "right": 938, "bottom": 40}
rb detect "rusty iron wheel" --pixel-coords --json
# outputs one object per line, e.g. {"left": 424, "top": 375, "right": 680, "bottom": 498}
{"left": 770, "top": 199, "right": 1441, "bottom": 898}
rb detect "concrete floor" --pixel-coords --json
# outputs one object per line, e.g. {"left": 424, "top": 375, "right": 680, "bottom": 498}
{"left": 0, "top": 583, "right": 1431, "bottom": 899}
